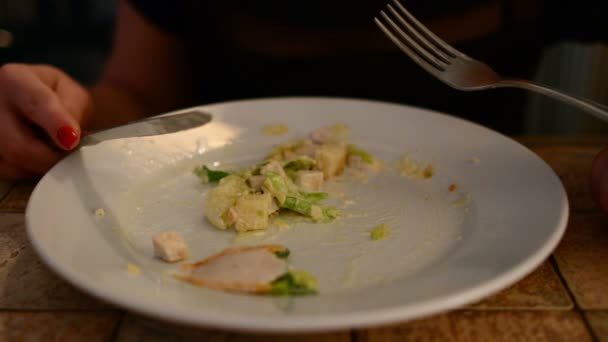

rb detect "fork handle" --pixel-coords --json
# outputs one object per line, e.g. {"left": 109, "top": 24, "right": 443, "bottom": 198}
{"left": 496, "top": 79, "right": 608, "bottom": 123}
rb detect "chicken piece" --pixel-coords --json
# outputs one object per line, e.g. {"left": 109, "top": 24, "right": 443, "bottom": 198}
{"left": 315, "top": 143, "right": 348, "bottom": 179}
{"left": 247, "top": 175, "right": 267, "bottom": 191}
{"left": 260, "top": 160, "right": 287, "bottom": 178}
{"left": 204, "top": 175, "right": 249, "bottom": 230}
{"left": 175, "top": 245, "right": 288, "bottom": 294}
{"left": 310, "top": 127, "right": 330, "bottom": 144}
{"left": 153, "top": 231, "right": 188, "bottom": 263}
{"left": 310, "top": 124, "right": 350, "bottom": 144}
{"left": 223, "top": 207, "right": 238, "bottom": 227}
{"left": 233, "top": 192, "right": 273, "bottom": 232}
{"left": 270, "top": 198, "right": 280, "bottom": 214}
{"left": 310, "top": 205, "right": 323, "bottom": 222}
{"left": 293, "top": 139, "right": 317, "bottom": 157}
{"left": 294, "top": 170, "right": 324, "bottom": 192}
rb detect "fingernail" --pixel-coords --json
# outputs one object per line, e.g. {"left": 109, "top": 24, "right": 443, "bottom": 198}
{"left": 56, "top": 125, "right": 78, "bottom": 149}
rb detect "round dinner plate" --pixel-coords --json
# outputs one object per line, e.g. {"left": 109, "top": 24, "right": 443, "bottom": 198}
{"left": 26, "top": 97, "right": 568, "bottom": 332}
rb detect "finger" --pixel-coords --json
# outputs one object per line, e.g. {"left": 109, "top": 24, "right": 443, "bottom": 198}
{"left": 0, "top": 64, "right": 81, "bottom": 150}
{"left": 0, "top": 111, "right": 64, "bottom": 174}
{"left": 30, "top": 64, "right": 92, "bottom": 124}
{"left": 591, "top": 146, "right": 608, "bottom": 212}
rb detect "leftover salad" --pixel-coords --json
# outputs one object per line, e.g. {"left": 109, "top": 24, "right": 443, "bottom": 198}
{"left": 195, "top": 124, "right": 381, "bottom": 232}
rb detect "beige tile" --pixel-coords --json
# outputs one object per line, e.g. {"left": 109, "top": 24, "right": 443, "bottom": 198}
{"left": 529, "top": 146, "right": 601, "bottom": 212}
{"left": 585, "top": 311, "right": 608, "bottom": 342}
{"left": 0, "top": 213, "right": 110, "bottom": 310}
{"left": 0, "top": 311, "right": 121, "bottom": 342}
{"left": 468, "top": 261, "right": 572, "bottom": 310}
{"left": 554, "top": 214, "right": 608, "bottom": 309}
{"left": 0, "top": 181, "right": 36, "bottom": 213}
{"left": 115, "top": 314, "right": 351, "bottom": 342}
{"left": 358, "top": 311, "right": 592, "bottom": 342}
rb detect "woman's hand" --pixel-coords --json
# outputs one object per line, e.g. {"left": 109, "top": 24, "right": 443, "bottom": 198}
{"left": 0, "top": 63, "right": 91, "bottom": 179}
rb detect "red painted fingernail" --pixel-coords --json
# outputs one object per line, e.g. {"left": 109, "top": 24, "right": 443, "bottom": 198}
{"left": 56, "top": 125, "right": 78, "bottom": 149}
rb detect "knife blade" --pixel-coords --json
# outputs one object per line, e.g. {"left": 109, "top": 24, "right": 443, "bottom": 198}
{"left": 78, "top": 110, "right": 212, "bottom": 147}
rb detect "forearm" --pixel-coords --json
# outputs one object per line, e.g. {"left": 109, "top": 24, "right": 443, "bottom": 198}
{"left": 83, "top": 72, "right": 192, "bottom": 131}
{"left": 81, "top": 0, "right": 193, "bottom": 132}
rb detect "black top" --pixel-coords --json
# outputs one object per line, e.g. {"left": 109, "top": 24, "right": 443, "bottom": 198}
{"left": 127, "top": 0, "right": 607, "bottom": 134}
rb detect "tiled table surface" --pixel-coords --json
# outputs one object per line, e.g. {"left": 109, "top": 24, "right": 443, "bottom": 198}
{"left": 1, "top": 136, "right": 607, "bottom": 341}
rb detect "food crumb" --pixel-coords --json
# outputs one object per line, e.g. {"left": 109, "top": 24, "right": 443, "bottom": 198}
{"left": 471, "top": 157, "right": 481, "bottom": 165}
{"left": 343, "top": 199, "right": 355, "bottom": 206}
{"left": 449, "top": 184, "right": 457, "bottom": 192}
{"left": 94, "top": 208, "right": 106, "bottom": 218}
{"left": 396, "top": 155, "right": 419, "bottom": 177}
{"left": 272, "top": 218, "right": 291, "bottom": 230}
{"left": 262, "top": 124, "right": 289, "bottom": 136}
{"left": 153, "top": 231, "right": 188, "bottom": 263}
{"left": 422, "top": 165, "right": 435, "bottom": 179}
{"left": 452, "top": 193, "right": 471, "bottom": 208}
{"left": 395, "top": 155, "right": 435, "bottom": 180}
{"left": 126, "top": 263, "right": 141, "bottom": 275}
{"left": 370, "top": 224, "right": 390, "bottom": 241}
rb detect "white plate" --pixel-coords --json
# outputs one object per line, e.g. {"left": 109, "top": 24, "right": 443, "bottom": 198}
{"left": 26, "top": 97, "right": 568, "bottom": 332}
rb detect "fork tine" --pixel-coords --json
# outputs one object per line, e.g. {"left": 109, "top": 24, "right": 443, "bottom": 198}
{"left": 386, "top": 4, "right": 450, "bottom": 64}
{"left": 374, "top": 15, "right": 444, "bottom": 79}
{"left": 377, "top": 11, "right": 447, "bottom": 71}
{"left": 391, "top": 0, "right": 470, "bottom": 60}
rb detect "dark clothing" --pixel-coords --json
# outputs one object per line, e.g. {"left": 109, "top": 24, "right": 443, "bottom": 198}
{"left": 128, "top": 0, "right": 607, "bottom": 134}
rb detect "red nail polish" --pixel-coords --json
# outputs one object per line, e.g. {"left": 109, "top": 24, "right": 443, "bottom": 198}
{"left": 56, "top": 126, "right": 78, "bottom": 149}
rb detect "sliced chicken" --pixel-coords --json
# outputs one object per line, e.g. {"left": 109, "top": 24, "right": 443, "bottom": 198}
{"left": 175, "top": 245, "right": 288, "bottom": 293}
{"left": 294, "top": 170, "right": 324, "bottom": 192}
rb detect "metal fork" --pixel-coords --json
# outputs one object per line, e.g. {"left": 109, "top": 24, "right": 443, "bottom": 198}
{"left": 375, "top": 0, "right": 608, "bottom": 122}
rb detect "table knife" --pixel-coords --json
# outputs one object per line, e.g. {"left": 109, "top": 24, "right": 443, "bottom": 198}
{"left": 78, "top": 110, "right": 212, "bottom": 147}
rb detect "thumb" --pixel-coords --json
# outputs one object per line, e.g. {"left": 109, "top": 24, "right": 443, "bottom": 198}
{"left": 1, "top": 64, "right": 81, "bottom": 150}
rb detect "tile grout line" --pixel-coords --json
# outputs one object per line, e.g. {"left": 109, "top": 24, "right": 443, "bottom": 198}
{"left": 549, "top": 256, "right": 578, "bottom": 306}
{"left": 581, "top": 311, "right": 600, "bottom": 342}
{"left": 109, "top": 311, "right": 128, "bottom": 342}
{"left": 350, "top": 329, "right": 359, "bottom": 342}
{"left": 550, "top": 256, "right": 600, "bottom": 342}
